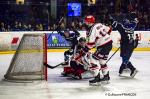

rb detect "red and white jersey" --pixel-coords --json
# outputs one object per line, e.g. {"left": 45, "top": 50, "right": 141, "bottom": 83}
{"left": 87, "top": 23, "right": 112, "bottom": 48}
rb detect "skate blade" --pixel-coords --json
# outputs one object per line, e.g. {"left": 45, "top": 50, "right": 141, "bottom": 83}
{"left": 123, "top": 68, "right": 130, "bottom": 73}
{"left": 89, "top": 82, "right": 101, "bottom": 86}
{"left": 119, "top": 74, "right": 125, "bottom": 77}
{"left": 119, "top": 74, "right": 131, "bottom": 78}
{"left": 101, "top": 80, "right": 110, "bottom": 84}
{"left": 72, "top": 76, "right": 81, "bottom": 80}
{"left": 131, "top": 70, "right": 138, "bottom": 78}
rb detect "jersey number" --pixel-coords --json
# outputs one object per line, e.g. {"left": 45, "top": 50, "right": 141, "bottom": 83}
{"left": 99, "top": 31, "right": 106, "bottom": 37}
{"left": 97, "top": 26, "right": 107, "bottom": 37}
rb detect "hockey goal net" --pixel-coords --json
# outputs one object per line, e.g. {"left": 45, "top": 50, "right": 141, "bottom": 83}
{"left": 4, "top": 33, "right": 47, "bottom": 81}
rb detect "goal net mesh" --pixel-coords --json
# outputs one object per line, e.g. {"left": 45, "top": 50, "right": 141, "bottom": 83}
{"left": 4, "top": 34, "right": 47, "bottom": 81}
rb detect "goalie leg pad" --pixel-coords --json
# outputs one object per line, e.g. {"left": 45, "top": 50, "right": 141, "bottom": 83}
{"left": 62, "top": 67, "right": 75, "bottom": 75}
{"left": 73, "top": 69, "right": 86, "bottom": 79}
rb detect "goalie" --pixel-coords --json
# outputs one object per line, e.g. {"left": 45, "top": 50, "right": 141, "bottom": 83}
{"left": 61, "top": 37, "right": 96, "bottom": 79}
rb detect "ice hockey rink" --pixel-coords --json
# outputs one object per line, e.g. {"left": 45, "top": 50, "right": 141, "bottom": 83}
{"left": 0, "top": 51, "right": 150, "bottom": 99}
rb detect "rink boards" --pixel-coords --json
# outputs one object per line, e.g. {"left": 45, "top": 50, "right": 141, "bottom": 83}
{"left": 0, "top": 31, "right": 150, "bottom": 53}
{"left": 0, "top": 48, "right": 150, "bottom": 55}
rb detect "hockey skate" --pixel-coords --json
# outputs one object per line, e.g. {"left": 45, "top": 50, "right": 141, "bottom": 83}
{"left": 119, "top": 71, "right": 131, "bottom": 78}
{"left": 100, "top": 74, "right": 110, "bottom": 84}
{"left": 128, "top": 62, "right": 138, "bottom": 78}
{"left": 130, "top": 68, "right": 138, "bottom": 78}
{"left": 119, "top": 62, "right": 138, "bottom": 78}
{"left": 119, "top": 64, "right": 128, "bottom": 77}
{"left": 89, "top": 73, "right": 101, "bottom": 86}
{"left": 119, "top": 69, "right": 138, "bottom": 78}
{"left": 119, "top": 63, "right": 126, "bottom": 74}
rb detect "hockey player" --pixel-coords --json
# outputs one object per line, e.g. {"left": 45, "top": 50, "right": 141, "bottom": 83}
{"left": 109, "top": 12, "right": 139, "bottom": 77}
{"left": 69, "top": 37, "right": 90, "bottom": 79}
{"left": 84, "top": 15, "right": 113, "bottom": 85}
{"left": 57, "top": 27, "right": 80, "bottom": 65}
{"left": 61, "top": 37, "right": 92, "bottom": 79}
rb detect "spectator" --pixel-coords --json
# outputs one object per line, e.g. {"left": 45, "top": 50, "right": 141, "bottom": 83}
{"left": 0, "top": 0, "right": 150, "bottom": 31}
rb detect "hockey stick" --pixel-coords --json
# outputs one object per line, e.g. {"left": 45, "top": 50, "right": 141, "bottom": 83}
{"left": 47, "top": 17, "right": 64, "bottom": 40}
{"left": 44, "top": 62, "right": 64, "bottom": 69}
{"left": 105, "top": 47, "right": 120, "bottom": 64}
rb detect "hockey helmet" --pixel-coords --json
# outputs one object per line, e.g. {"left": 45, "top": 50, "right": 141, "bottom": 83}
{"left": 64, "top": 29, "right": 70, "bottom": 33}
{"left": 63, "top": 29, "right": 70, "bottom": 37}
{"left": 79, "top": 37, "right": 86, "bottom": 43}
{"left": 84, "top": 15, "right": 95, "bottom": 24}
{"left": 78, "top": 37, "right": 86, "bottom": 47}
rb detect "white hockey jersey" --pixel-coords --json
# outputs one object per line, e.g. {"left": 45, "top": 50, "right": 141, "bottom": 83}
{"left": 87, "top": 23, "right": 112, "bottom": 48}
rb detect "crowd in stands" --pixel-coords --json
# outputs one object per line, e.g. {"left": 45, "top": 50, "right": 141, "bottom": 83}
{"left": 0, "top": 0, "right": 150, "bottom": 31}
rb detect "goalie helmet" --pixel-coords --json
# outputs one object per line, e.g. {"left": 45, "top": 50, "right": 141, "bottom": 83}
{"left": 79, "top": 37, "right": 86, "bottom": 43}
{"left": 84, "top": 15, "right": 95, "bottom": 24}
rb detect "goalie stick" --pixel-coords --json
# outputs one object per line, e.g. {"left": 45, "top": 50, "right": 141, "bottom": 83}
{"left": 44, "top": 62, "right": 64, "bottom": 69}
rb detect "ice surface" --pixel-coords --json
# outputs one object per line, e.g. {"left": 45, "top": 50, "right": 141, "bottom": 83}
{"left": 0, "top": 51, "right": 150, "bottom": 99}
